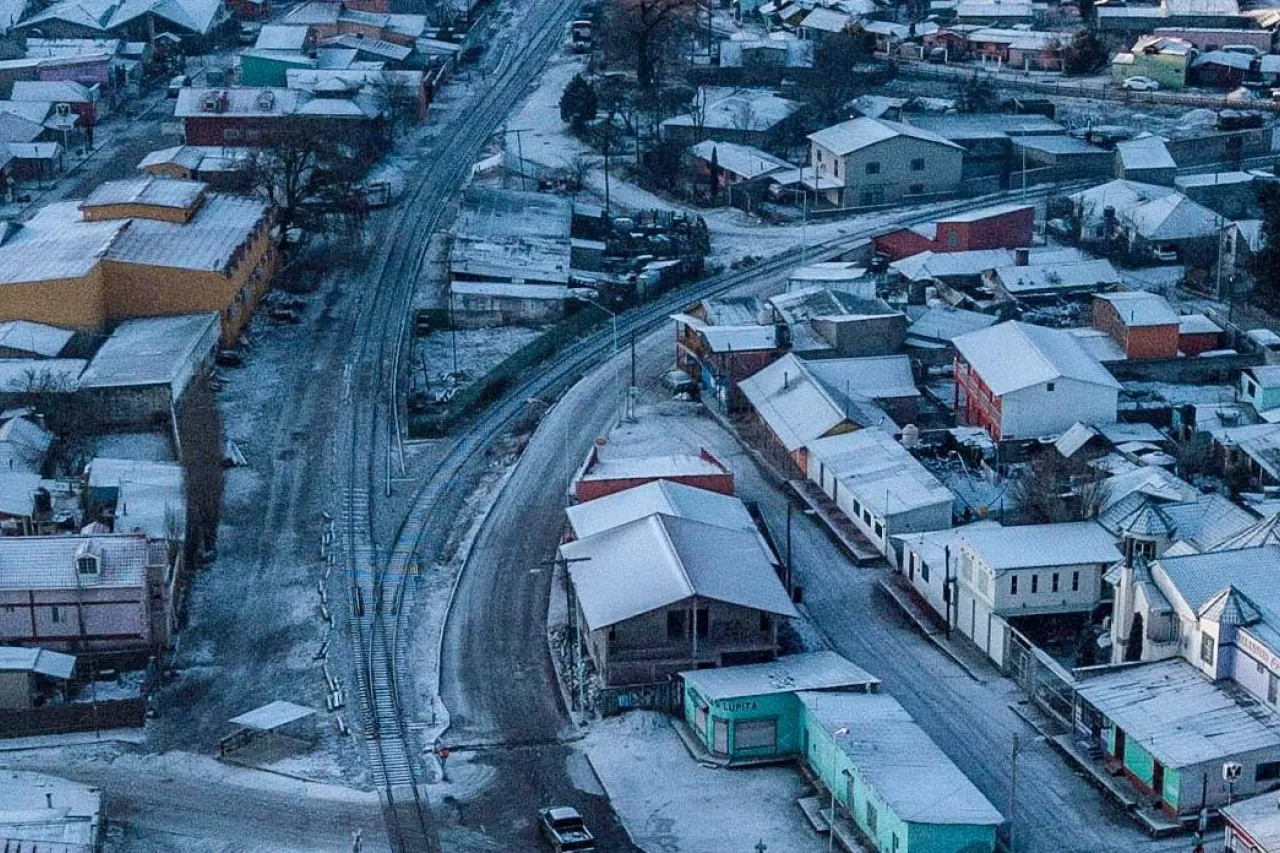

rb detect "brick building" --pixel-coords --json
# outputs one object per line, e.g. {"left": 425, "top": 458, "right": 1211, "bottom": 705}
{"left": 573, "top": 446, "right": 734, "bottom": 503}
{"left": 1092, "top": 291, "right": 1181, "bottom": 360}
{"left": 874, "top": 203, "right": 1035, "bottom": 261}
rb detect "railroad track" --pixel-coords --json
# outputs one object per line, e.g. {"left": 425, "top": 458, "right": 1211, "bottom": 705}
{"left": 334, "top": 0, "right": 586, "bottom": 850}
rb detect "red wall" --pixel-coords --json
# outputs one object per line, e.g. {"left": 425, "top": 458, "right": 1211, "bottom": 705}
{"left": 1179, "top": 331, "right": 1221, "bottom": 358}
{"left": 874, "top": 205, "right": 1034, "bottom": 260}
{"left": 954, "top": 355, "right": 1004, "bottom": 441}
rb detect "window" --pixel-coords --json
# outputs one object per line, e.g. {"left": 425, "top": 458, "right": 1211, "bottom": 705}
{"left": 834, "top": 160, "right": 840, "bottom": 178}
{"left": 1247, "top": 380, "right": 1257, "bottom": 398}
{"left": 1072, "top": 571, "right": 1080, "bottom": 592}
{"left": 1259, "top": 660, "right": 1267, "bottom": 675}
{"left": 1270, "top": 672, "right": 1278, "bottom": 703}
{"left": 945, "top": 231, "right": 960, "bottom": 249}
{"left": 909, "top": 183, "right": 924, "bottom": 195}
{"left": 734, "top": 718, "right": 778, "bottom": 752}
{"left": 863, "top": 509, "right": 872, "bottom": 525}
{"left": 1010, "top": 575, "right": 1019, "bottom": 595}
{"left": 1052, "top": 573, "right": 1060, "bottom": 593}
{"left": 865, "top": 161, "right": 881, "bottom": 175}
{"left": 696, "top": 607, "right": 709, "bottom": 639}
{"left": 50, "top": 605, "right": 60, "bottom": 623}
{"left": 1258, "top": 761, "right": 1280, "bottom": 782}
{"left": 873, "top": 521, "right": 884, "bottom": 539}
{"left": 921, "top": 558, "right": 930, "bottom": 583}
{"left": 816, "top": 150, "right": 823, "bottom": 163}
{"left": 667, "top": 611, "right": 685, "bottom": 639}
{"left": 911, "top": 157, "right": 925, "bottom": 171}
{"left": 852, "top": 499, "right": 862, "bottom": 517}
{"left": 1046, "top": 382, "right": 1056, "bottom": 392}
{"left": 608, "top": 626, "right": 617, "bottom": 643}
{"left": 1201, "top": 634, "right": 1216, "bottom": 666}
{"left": 892, "top": 833, "right": 900, "bottom": 852}
{"left": 760, "top": 612, "right": 773, "bottom": 632}
{"left": 76, "top": 555, "right": 98, "bottom": 575}
{"left": 866, "top": 801, "right": 878, "bottom": 833}
{"left": 1031, "top": 574, "right": 1039, "bottom": 594}
{"left": 223, "top": 128, "right": 242, "bottom": 141}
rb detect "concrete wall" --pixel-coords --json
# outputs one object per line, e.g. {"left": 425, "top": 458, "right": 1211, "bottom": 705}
{"left": 810, "top": 312, "right": 906, "bottom": 357}
{"left": 1000, "top": 378, "right": 1118, "bottom": 440}
{"left": 682, "top": 684, "right": 803, "bottom": 760}
{"left": 0, "top": 669, "right": 32, "bottom": 709}
{"left": 0, "top": 269, "right": 106, "bottom": 331}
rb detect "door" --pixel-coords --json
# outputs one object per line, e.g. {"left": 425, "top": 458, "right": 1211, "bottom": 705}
{"left": 1114, "top": 727, "right": 1126, "bottom": 761}
{"left": 1152, "top": 761, "right": 1165, "bottom": 802}
{"left": 734, "top": 719, "right": 778, "bottom": 754}
{"left": 695, "top": 704, "right": 708, "bottom": 737}
{"left": 713, "top": 719, "right": 729, "bottom": 755}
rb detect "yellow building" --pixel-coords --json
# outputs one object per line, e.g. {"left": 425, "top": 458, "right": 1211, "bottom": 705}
{"left": 0, "top": 176, "right": 277, "bottom": 345}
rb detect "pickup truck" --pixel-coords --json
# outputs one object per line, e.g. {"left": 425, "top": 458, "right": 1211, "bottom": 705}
{"left": 538, "top": 806, "right": 596, "bottom": 852}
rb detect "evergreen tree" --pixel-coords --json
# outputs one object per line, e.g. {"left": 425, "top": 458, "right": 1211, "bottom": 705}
{"left": 559, "top": 74, "right": 598, "bottom": 130}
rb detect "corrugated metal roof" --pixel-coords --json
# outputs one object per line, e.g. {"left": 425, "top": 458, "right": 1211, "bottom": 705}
{"left": 1096, "top": 291, "right": 1180, "bottom": 327}
{"left": 806, "top": 428, "right": 953, "bottom": 517}
{"left": 808, "top": 116, "right": 962, "bottom": 157}
{"left": 800, "top": 692, "right": 1004, "bottom": 825}
{"left": 682, "top": 651, "right": 877, "bottom": 701}
{"left": 0, "top": 532, "right": 154, "bottom": 590}
{"left": 0, "top": 321, "right": 72, "bottom": 358}
{"left": 737, "top": 353, "right": 849, "bottom": 452}
{"left": 565, "top": 479, "right": 757, "bottom": 540}
{"left": 82, "top": 175, "right": 204, "bottom": 211}
{"left": 959, "top": 521, "right": 1119, "bottom": 570}
{"left": 561, "top": 514, "right": 797, "bottom": 631}
{"left": 954, "top": 320, "right": 1121, "bottom": 395}
{"left": 0, "top": 645, "right": 76, "bottom": 678}
{"left": 1076, "top": 659, "right": 1280, "bottom": 768}
{"left": 79, "top": 313, "right": 217, "bottom": 389}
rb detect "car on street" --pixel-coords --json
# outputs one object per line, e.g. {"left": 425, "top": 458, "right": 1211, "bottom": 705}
{"left": 1121, "top": 76, "right": 1160, "bottom": 91}
{"left": 538, "top": 807, "right": 595, "bottom": 852}
{"left": 168, "top": 74, "right": 190, "bottom": 97}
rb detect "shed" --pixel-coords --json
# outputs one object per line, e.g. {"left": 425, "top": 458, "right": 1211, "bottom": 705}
{"left": 0, "top": 645, "right": 75, "bottom": 709}
{"left": 220, "top": 699, "right": 318, "bottom": 759}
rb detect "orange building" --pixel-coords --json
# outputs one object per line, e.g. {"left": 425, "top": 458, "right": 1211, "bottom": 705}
{"left": 0, "top": 176, "right": 276, "bottom": 345}
{"left": 1092, "top": 291, "right": 1180, "bottom": 361}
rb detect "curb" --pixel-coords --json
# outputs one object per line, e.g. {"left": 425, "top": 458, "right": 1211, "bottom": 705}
{"left": 545, "top": 559, "right": 588, "bottom": 733}
{"left": 875, "top": 577, "right": 986, "bottom": 684}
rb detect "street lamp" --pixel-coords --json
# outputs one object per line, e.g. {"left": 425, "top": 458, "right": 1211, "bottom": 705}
{"left": 570, "top": 293, "right": 624, "bottom": 416}
{"left": 828, "top": 726, "right": 850, "bottom": 853}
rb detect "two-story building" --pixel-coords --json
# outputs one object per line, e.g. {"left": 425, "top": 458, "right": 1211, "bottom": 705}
{"left": 807, "top": 117, "right": 964, "bottom": 209}
{"left": 953, "top": 321, "right": 1121, "bottom": 441}
{"left": 952, "top": 521, "right": 1121, "bottom": 654}
{"left": 1112, "top": 35, "right": 1196, "bottom": 89}
{"left": 873, "top": 203, "right": 1034, "bottom": 261}
{"left": 560, "top": 512, "right": 798, "bottom": 686}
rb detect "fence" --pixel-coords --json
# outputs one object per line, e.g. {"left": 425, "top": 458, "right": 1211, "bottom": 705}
{"left": 1004, "top": 625, "right": 1076, "bottom": 728}
{"left": 0, "top": 697, "right": 146, "bottom": 738}
{"left": 595, "top": 680, "right": 682, "bottom": 717}
{"left": 408, "top": 306, "right": 608, "bottom": 437}
{"left": 897, "top": 61, "right": 1280, "bottom": 112}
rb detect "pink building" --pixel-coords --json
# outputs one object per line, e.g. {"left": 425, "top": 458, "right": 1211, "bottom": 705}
{"left": 0, "top": 533, "right": 173, "bottom": 656}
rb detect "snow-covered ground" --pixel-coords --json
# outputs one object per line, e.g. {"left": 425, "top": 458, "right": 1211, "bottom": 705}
{"left": 581, "top": 712, "right": 820, "bottom": 853}
{"left": 411, "top": 327, "right": 543, "bottom": 393}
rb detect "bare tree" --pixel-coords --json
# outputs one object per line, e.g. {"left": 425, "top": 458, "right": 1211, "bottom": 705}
{"left": 608, "top": 0, "right": 696, "bottom": 90}
{"left": 369, "top": 71, "right": 420, "bottom": 139}
{"left": 1012, "top": 452, "right": 1108, "bottom": 523}
{"left": 15, "top": 366, "right": 80, "bottom": 433}
{"left": 176, "top": 373, "right": 224, "bottom": 572}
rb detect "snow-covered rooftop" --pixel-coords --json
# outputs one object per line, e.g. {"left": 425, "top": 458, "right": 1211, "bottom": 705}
{"left": 0, "top": 532, "right": 155, "bottom": 590}
{"left": 681, "top": 651, "right": 878, "bottom": 701}
{"left": 663, "top": 87, "right": 802, "bottom": 132}
{"left": 565, "top": 479, "right": 757, "bottom": 540}
{"left": 581, "top": 452, "right": 726, "bottom": 483}
{"left": 561, "top": 514, "right": 798, "bottom": 631}
{"left": 79, "top": 313, "right": 218, "bottom": 390}
{"left": 1117, "top": 135, "right": 1176, "bottom": 172}
{"left": 1224, "top": 792, "right": 1280, "bottom": 850}
{"left": 0, "top": 645, "right": 75, "bottom": 678}
{"left": 955, "top": 321, "right": 1121, "bottom": 396}
{"left": 993, "top": 258, "right": 1121, "bottom": 296}
{"left": 1077, "top": 658, "right": 1280, "bottom": 769}
{"left": 808, "top": 116, "right": 961, "bottom": 157}
{"left": 0, "top": 321, "right": 72, "bottom": 358}
{"left": 800, "top": 691, "right": 1004, "bottom": 825}
{"left": 1179, "top": 313, "right": 1222, "bottom": 336}
{"left": 82, "top": 175, "right": 204, "bottom": 211}
{"left": 906, "top": 305, "right": 997, "bottom": 344}
{"left": 737, "top": 353, "right": 851, "bottom": 452}
{"left": 228, "top": 699, "right": 316, "bottom": 731}
{"left": 1096, "top": 290, "right": 1181, "bottom": 327}
{"left": 690, "top": 140, "right": 791, "bottom": 180}
{"left": 959, "top": 521, "right": 1119, "bottom": 570}
{"left": 1070, "top": 180, "right": 1221, "bottom": 242}
{"left": 806, "top": 428, "right": 954, "bottom": 517}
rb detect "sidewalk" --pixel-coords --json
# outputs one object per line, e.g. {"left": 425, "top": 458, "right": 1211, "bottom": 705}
{"left": 1047, "top": 732, "right": 1185, "bottom": 837}
{"left": 876, "top": 571, "right": 990, "bottom": 683}
{"left": 789, "top": 479, "right": 881, "bottom": 565}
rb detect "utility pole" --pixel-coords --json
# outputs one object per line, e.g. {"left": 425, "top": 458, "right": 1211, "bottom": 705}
{"left": 545, "top": 553, "right": 592, "bottom": 711}
{"left": 448, "top": 288, "right": 458, "bottom": 377}
{"left": 943, "top": 545, "right": 952, "bottom": 641}
{"left": 786, "top": 502, "right": 794, "bottom": 594}
{"left": 1009, "top": 733, "right": 1021, "bottom": 853}
{"left": 504, "top": 126, "right": 533, "bottom": 192}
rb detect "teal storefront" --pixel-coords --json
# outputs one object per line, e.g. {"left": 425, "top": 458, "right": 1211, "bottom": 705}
{"left": 680, "top": 651, "right": 879, "bottom": 764}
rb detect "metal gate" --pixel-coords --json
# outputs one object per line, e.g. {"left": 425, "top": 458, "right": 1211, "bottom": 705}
{"left": 1006, "top": 627, "right": 1076, "bottom": 729}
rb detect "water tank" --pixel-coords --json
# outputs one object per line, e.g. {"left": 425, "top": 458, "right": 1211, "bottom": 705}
{"left": 901, "top": 424, "right": 920, "bottom": 449}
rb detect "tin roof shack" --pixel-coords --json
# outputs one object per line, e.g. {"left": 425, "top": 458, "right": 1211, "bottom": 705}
{"left": 1011, "top": 135, "right": 1113, "bottom": 184}
{"left": 0, "top": 532, "right": 172, "bottom": 655}
{"left": 449, "top": 189, "right": 572, "bottom": 327}
{"left": 1241, "top": 365, "right": 1280, "bottom": 413}
{"left": 0, "top": 645, "right": 74, "bottom": 708}
{"left": 953, "top": 321, "right": 1120, "bottom": 441}
{"left": 1074, "top": 659, "right": 1280, "bottom": 816}
{"left": 1191, "top": 48, "right": 1253, "bottom": 87}
{"left": 679, "top": 651, "right": 878, "bottom": 765}
{"left": 671, "top": 296, "right": 781, "bottom": 405}
{"left": 1093, "top": 291, "right": 1181, "bottom": 360}
{"left": 573, "top": 446, "right": 734, "bottom": 503}
{"left": 1115, "top": 135, "right": 1177, "bottom": 186}
{"left": 689, "top": 140, "right": 791, "bottom": 205}
{"left": 763, "top": 286, "right": 906, "bottom": 357}
{"left": 985, "top": 257, "right": 1122, "bottom": 303}
{"left": 1224, "top": 791, "right": 1280, "bottom": 852}
{"left": 0, "top": 769, "right": 103, "bottom": 853}
{"left": 560, "top": 513, "right": 798, "bottom": 686}
{"left": 873, "top": 202, "right": 1034, "bottom": 261}
{"left": 788, "top": 262, "right": 874, "bottom": 297}
{"left": 0, "top": 320, "right": 74, "bottom": 358}
{"left": 138, "top": 144, "right": 254, "bottom": 190}
{"left": 904, "top": 304, "right": 997, "bottom": 365}
{"left": 86, "top": 457, "right": 184, "bottom": 544}
{"left": 660, "top": 87, "right": 805, "bottom": 151}
{"left": 806, "top": 428, "right": 953, "bottom": 558}
{"left": 77, "top": 313, "right": 218, "bottom": 430}
{"left": 801, "top": 692, "right": 1003, "bottom": 853}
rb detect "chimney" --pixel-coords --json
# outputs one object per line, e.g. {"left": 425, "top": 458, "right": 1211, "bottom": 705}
{"left": 783, "top": 371, "right": 789, "bottom": 389}
{"left": 1014, "top": 247, "right": 1029, "bottom": 266}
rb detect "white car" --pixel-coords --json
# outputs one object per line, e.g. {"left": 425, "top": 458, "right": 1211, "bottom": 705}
{"left": 1122, "top": 76, "right": 1160, "bottom": 92}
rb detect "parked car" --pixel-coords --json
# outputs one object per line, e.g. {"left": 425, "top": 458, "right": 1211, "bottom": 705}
{"left": 538, "top": 807, "right": 595, "bottom": 852}
{"left": 1151, "top": 245, "right": 1178, "bottom": 262}
{"left": 1122, "top": 76, "right": 1160, "bottom": 91}
{"left": 167, "top": 74, "right": 190, "bottom": 97}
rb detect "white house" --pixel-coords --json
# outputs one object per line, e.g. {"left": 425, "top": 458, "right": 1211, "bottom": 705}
{"left": 953, "top": 320, "right": 1121, "bottom": 441}
{"left": 806, "top": 428, "right": 954, "bottom": 558}
{"left": 807, "top": 117, "right": 964, "bottom": 208}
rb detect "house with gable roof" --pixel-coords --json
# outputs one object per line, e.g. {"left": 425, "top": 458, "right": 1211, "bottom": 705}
{"left": 807, "top": 117, "right": 964, "bottom": 208}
